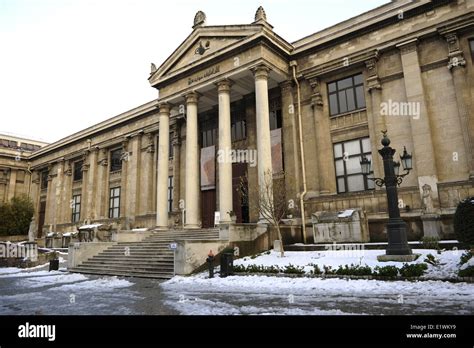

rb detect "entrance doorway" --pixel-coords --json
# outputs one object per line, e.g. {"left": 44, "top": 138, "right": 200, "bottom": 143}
{"left": 232, "top": 162, "right": 249, "bottom": 223}
{"left": 201, "top": 189, "right": 216, "bottom": 228}
{"left": 38, "top": 201, "right": 46, "bottom": 238}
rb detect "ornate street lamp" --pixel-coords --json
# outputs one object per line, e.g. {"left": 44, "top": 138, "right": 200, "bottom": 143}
{"left": 360, "top": 131, "right": 416, "bottom": 261}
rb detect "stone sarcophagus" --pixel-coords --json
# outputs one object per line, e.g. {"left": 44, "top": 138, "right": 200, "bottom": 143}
{"left": 312, "top": 209, "right": 369, "bottom": 243}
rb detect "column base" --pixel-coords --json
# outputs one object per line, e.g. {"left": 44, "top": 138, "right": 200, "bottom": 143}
{"left": 377, "top": 254, "right": 420, "bottom": 262}
{"left": 155, "top": 226, "right": 169, "bottom": 231}
{"left": 184, "top": 224, "right": 201, "bottom": 229}
{"left": 386, "top": 218, "right": 412, "bottom": 256}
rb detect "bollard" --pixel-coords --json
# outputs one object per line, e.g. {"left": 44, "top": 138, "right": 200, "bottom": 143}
{"left": 206, "top": 250, "right": 215, "bottom": 278}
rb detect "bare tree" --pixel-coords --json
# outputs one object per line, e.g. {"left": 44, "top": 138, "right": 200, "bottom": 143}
{"left": 238, "top": 169, "right": 288, "bottom": 257}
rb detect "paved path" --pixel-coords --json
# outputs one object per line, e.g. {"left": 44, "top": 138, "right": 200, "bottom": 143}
{"left": 0, "top": 265, "right": 472, "bottom": 315}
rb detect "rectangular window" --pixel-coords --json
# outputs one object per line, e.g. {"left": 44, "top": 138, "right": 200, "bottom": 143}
{"left": 201, "top": 127, "right": 217, "bottom": 148}
{"left": 8, "top": 140, "right": 17, "bottom": 148}
{"left": 73, "top": 160, "right": 83, "bottom": 181}
{"left": 40, "top": 171, "right": 48, "bottom": 190}
{"left": 269, "top": 96, "right": 282, "bottom": 130}
{"left": 169, "top": 134, "right": 174, "bottom": 159}
{"left": 109, "top": 187, "right": 121, "bottom": 218}
{"left": 231, "top": 103, "right": 247, "bottom": 142}
{"left": 16, "top": 170, "right": 25, "bottom": 183}
{"left": 470, "top": 39, "right": 474, "bottom": 62}
{"left": 110, "top": 148, "right": 122, "bottom": 172}
{"left": 328, "top": 74, "right": 366, "bottom": 116}
{"left": 334, "top": 137, "right": 374, "bottom": 193}
{"left": 167, "top": 176, "right": 174, "bottom": 213}
{"left": 71, "top": 194, "right": 81, "bottom": 223}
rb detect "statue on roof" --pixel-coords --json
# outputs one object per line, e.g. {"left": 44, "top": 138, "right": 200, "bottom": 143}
{"left": 254, "top": 6, "right": 267, "bottom": 22}
{"left": 193, "top": 10, "right": 206, "bottom": 29}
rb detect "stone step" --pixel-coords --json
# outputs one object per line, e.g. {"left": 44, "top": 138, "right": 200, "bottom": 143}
{"left": 69, "top": 267, "right": 173, "bottom": 279}
{"left": 82, "top": 260, "right": 174, "bottom": 269}
{"left": 145, "top": 236, "right": 219, "bottom": 241}
{"left": 92, "top": 254, "right": 174, "bottom": 260}
{"left": 74, "top": 263, "right": 173, "bottom": 272}
{"left": 84, "top": 259, "right": 173, "bottom": 266}
{"left": 105, "top": 247, "right": 174, "bottom": 251}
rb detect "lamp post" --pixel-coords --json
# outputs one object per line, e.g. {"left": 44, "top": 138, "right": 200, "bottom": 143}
{"left": 360, "top": 131, "right": 416, "bottom": 261}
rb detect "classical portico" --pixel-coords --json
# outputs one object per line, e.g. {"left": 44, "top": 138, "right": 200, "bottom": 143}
{"left": 149, "top": 9, "right": 292, "bottom": 229}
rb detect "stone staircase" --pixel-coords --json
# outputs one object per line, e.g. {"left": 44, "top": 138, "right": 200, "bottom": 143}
{"left": 69, "top": 228, "right": 220, "bottom": 279}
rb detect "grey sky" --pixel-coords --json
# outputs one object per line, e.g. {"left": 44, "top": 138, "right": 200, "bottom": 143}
{"left": 0, "top": 0, "right": 389, "bottom": 143}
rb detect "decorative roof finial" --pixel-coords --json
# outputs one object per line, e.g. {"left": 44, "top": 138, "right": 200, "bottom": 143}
{"left": 254, "top": 6, "right": 267, "bottom": 22}
{"left": 193, "top": 10, "right": 206, "bottom": 29}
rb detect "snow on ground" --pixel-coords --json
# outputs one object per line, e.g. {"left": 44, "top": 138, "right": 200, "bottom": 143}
{"left": 162, "top": 274, "right": 474, "bottom": 315}
{"left": 234, "top": 249, "right": 467, "bottom": 279}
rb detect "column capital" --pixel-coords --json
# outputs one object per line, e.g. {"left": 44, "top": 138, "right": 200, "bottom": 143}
{"left": 252, "top": 64, "right": 271, "bottom": 80}
{"left": 279, "top": 80, "right": 293, "bottom": 93}
{"left": 216, "top": 79, "right": 232, "bottom": 93}
{"left": 308, "top": 78, "right": 323, "bottom": 107}
{"left": 185, "top": 91, "right": 199, "bottom": 105}
{"left": 444, "top": 33, "right": 466, "bottom": 70}
{"left": 158, "top": 102, "right": 171, "bottom": 115}
{"left": 396, "top": 38, "right": 418, "bottom": 55}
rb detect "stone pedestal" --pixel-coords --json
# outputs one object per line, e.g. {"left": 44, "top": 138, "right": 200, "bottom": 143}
{"left": 421, "top": 213, "right": 441, "bottom": 238}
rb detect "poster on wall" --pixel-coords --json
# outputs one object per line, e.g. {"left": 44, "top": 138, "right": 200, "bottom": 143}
{"left": 271, "top": 128, "right": 283, "bottom": 173}
{"left": 200, "top": 145, "right": 215, "bottom": 190}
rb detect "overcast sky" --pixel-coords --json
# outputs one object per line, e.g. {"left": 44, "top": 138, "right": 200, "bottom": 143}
{"left": 0, "top": 0, "right": 389, "bottom": 143}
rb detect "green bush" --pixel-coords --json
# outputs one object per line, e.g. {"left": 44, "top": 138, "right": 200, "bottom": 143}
{"left": 424, "top": 254, "right": 441, "bottom": 266}
{"left": 309, "top": 264, "right": 322, "bottom": 275}
{"left": 323, "top": 265, "right": 335, "bottom": 275}
{"left": 0, "top": 195, "right": 34, "bottom": 236}
{"left": 422, "top": 236, "right": 440, "bottom": 250}
{"left": 233, "top": 264, "right": 246, "bottom": 272}
{"left": 459, "top": 251, "right": 473, "bottom": 266}
{"left": 335, "top": 264, "right": 372, "bottom": 276}
{"left": 282, "top": 264, "right": 305, "bottom": 274}
{"left": 458, "top": 266, "right": 474, "bottom": 277}
{"left": 453, "top": 197, "right": 474, "bottom": 247}
{"left": 399, "top": 263, "right": 428, "bottom": 277}
{"left": 374, "top": 265, "right": 399, "bottom": 277}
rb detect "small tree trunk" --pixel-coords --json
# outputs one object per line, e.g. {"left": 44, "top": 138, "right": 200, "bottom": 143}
{"left": 276, "top": 224, "right": 285, "bottom": 257}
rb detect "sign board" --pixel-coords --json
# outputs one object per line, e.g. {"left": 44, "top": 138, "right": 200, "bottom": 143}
{"left": 169, "top": 242, "right": 178, "bottom": 250}
{"left": 214, "top": 211, "right": 220, "bottom": 227}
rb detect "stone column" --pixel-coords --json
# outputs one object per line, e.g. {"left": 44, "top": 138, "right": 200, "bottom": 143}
{"left": 54, "top": 159, "right": 66, "bottom": 228}
{"left": 7, "top": 168, "right": 16, "bottom": 201}
{"left": 184, "top": 92, "right": 201, "bottom": 228}
{"left": 365, "top": 57, "right": 385, "bottom": 180}
{"left": 309, "top": 77, "right": 336, "bottom": 195}
{"left": 217, "top": 79, "right": 233, "bottom": 223}
{"left": 445, "top": 33, "right": 474, "bottom": 178}
{"left": 156, "top": 103, "right": 171, "bottom": 229}
{"left": 141, "top": 133, "right": 155, "bottom": 215}
{"left": 60, "top": 160, "right": 72, "bottom": 224}
{"left": 80, "top": 152, "right": 90, "bottom": 222}
{"left": 86, "top": 148, "right": 99, "bottom": 220}
{"left": 95, "top": 149, "right": 108, "bottom": 219}
{"left": 253, "top": 65, "right": 273, "bottom": 218}
{"left": 398, "top": 39, "right": 438, "bottom": 183}
{"left": 125, "top": 133, "right": 141, "bottom": 225}
{"left": 280, "top": 80, "right": 301, "bottom": 200}
{"left": 398, "top": 39, "right": 440, "bottom": 237}
{"left": 171, "top": 123, "right": 181, "bottom": 213}
{"left": 45, "top": 163, "right": 59, "bottom": 229}
{"left": 30, "top": 171, "right": 41, "bottom": 237}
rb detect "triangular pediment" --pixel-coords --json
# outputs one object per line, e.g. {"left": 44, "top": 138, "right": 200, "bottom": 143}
{"left": 149, "top": 24, "right": 291, "bottom": 87}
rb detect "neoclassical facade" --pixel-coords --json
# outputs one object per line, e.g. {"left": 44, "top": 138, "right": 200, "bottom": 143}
{"left": 0, "top": 133, "right": 47, "bottom": 205}
{"left": 23, "top": 0, "right": 474, "bottom": 242}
